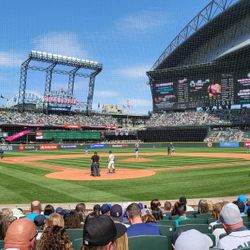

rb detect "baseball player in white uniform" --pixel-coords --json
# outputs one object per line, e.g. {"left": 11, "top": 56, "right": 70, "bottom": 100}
{"left": 108, "top": 150, "right": 115, "bottom": 173}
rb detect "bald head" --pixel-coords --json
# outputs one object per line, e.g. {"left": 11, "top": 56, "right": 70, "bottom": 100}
{"left": 31, "top": 200, "right": 41, "bottom": 213}
{"left": 4, "top": 218, "right": 36, "bottom": 250}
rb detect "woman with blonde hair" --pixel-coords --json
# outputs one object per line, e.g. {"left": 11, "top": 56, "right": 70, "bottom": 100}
{"left": 114, "top": 232, "right": 128, "bottom": 250}
{"left": 44, "top": 213, "right": 64, "bottom": 229}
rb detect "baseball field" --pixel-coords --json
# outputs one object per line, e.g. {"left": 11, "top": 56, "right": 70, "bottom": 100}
{"left": 0, "top": 146, "right": 250, "bottom": 204}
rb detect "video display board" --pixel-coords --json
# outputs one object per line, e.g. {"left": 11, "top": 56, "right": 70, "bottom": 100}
{"left": 153, "top": 71, "right": 250, "bottom": 111}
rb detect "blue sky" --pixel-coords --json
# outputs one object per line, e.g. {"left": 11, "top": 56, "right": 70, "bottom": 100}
{"left": 0, "top": 0, "right": 209, "bottom": 114}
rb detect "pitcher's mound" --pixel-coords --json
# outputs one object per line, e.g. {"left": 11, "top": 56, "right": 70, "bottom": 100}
{"left": 45, "top": 168, "right": 155, "bottom": 180}
{"left": 121, "top": 158, "right": 153, "bottom": 163}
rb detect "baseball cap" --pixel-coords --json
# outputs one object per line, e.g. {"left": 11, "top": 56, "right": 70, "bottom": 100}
{"left": 83, "top": 215, "right": 127, "bottom": 247}
{"left": 175, "top": 229, "right": 213, "bottom": 250}
{"left": 110, "top": 204, "right": 123, "bottom": 222}
{"left": 109, "top": 150, "right": 112, "bottom": 154}
{"left": 34, "top": 214, "right": 46, "bottom": 227}
{"left": 238, "top": 194, "right": 248, "bottom": 203}
{"left": 220, "top": 203, "right": 242, "bottom": 225}
{"left": 101, "top": 204, "right": 111, "bottom": 214}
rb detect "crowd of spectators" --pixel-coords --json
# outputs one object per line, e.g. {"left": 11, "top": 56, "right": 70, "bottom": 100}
{"left": 0, "top": 111, "right": 119, "bottom": 127}
{"left": 204, "top": 128, "right": 250, "bottom": 142}
{"left": 1, "top": 195, "right": 250, "bottom": 249}
{"left": 1, "top": 108, "right": 250, "bottom": 130}
{"left": 146, "top": 110, "right": 231, "bottom": 127}
{"left": 146, "top": 108, "right": 250, "bottom": 128}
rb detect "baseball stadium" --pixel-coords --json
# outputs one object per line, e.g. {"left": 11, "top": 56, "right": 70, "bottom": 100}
{"left": 1, "top": 0, "right": 250, "bottom": 249}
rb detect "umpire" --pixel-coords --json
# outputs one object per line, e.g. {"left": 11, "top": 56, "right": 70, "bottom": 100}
{"left": 90, "top": 151, "right": 100, "bottom": 176}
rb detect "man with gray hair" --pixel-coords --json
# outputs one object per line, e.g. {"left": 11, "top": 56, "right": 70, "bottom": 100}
{"left": 218, "top": 203, "right": 250, "bottom": 250}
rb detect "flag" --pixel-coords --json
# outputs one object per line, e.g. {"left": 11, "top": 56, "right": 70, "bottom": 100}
{"left": 127, "top": 100, "right": 131, "bottom": 110}
{"left": 98, "top": 102, "right": 100, "bottom": 109}
{"left": 0, "top": 94, "right": 4, "bottom": 99}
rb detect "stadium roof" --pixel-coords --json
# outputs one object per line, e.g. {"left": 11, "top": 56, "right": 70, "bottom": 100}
{"left": 152, "top": 0, "right": 244, "bottom": 70}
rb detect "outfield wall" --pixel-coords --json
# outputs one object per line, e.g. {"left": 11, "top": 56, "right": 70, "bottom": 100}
{"left": 0, "top": 141, "right": 248, "bottom": 151}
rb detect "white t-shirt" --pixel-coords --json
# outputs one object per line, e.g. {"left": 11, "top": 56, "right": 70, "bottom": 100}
{"left": 218, "top": 230, "right": 250, "bottom": 250}
{"left": 109, "top": 154, "right": 115, "bottom": 162}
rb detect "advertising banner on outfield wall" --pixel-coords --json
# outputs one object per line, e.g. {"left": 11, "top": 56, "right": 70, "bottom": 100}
{"left": 59, "top": 145, "right": 78, "bottom": 149}
{"left": 219, "top": 142, "right": 240, "bottom": 148}
{"left": 19, "top": 145, "right": 39, "bottom": 151}
{"left": 0, "top": 145, "right": 13, "bottom": 151}
{"left": 89, "top": 144, "right": 106, "bottom": 149}
{"left": 243, "top": 142, "right": 250, "bottom": 147}
{"left": 40, "top": 144, "right": 58, "bottom": 150}
{"left": 112, "top": 144, "right": 129, "bottom": 148}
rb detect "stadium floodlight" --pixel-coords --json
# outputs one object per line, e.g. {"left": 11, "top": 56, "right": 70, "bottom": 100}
{"left": 28, "top": 51, "right": 102, "bottom": 69}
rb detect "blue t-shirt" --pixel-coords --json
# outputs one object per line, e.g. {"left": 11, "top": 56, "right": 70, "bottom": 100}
{"left": 25, "top": 213, "right": 48, "bottom": 221}
{"left": 127, "top": 223, "right": 161, "bottom": 237}
{"left": 25, "top": 213, "right": 40, "bottom": 221}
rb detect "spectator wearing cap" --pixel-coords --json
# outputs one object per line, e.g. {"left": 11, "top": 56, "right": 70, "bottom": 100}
{"left": 83, "top": 215, "right": 127, "bottom": 250}
{"left": 238, "top": 194, "right": 248, "bottom": 214}
{"left": 174, "top": 229, "right": 213, "bottom": 250}
{"left": 233, "top": 200, "right": 246, "bottom": 217}
{"left": 101, "top": 204, "right": 111, "bottom": 215}
{"left": 34, "top": 214, "right": 46, "bottom": 228}
{"left": 126, "top": 203, "right": 161, "bottom": 237}
{"left": 110, "top": 204, "right": 123, "bottom": 223}
{"left": 218, "top": 203, "right": 250, "bottom": 250}
{"left": 179, "top": 196, "right": 194, "bottom": 212}
{"left": 4, "top": 218, "right": 37, "bottom": 250}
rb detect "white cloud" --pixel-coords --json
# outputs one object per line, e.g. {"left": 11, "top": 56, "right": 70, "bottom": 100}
{"left": 33, "top": 32, "right": 88, "bottom": 58}
{"left": 116, "top": 10, "right": 168, "bottom": 34}
{"left": 114, "top": 65, "right": 150, "bottom": 79}
{"left": 0, "top": 51, "right": 24, "bottom": 68}
{"left": 95, "top": 90, "right": 118, "bottom": 98}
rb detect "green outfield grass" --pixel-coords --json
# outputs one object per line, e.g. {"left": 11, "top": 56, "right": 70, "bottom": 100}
{"left": 0, "top": 146, "right": 249, "bottom": 204}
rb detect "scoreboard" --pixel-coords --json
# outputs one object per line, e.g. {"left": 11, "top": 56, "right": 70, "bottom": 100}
{"left": 153, "top": 71, "right": 250, "bottom": 111}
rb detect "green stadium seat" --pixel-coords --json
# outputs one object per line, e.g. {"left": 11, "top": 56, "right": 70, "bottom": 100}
{"left": 207, "top": 218, "right": 217, "bottom": 224}
{"left": 233, "top": 248, "right": 250, "bottom": 250}
{"left": 66, "top": 228, "right": 83, "bottom": 241}
{"left": 128, "top": 235, "right": 170, "bottom": 250}
{"left": 159, "top": 220, "right": 175, "bottom": 226}
{"left": 177, "top": 224, "right": 212, "bottom": 234}
{"left": 193, "top": 213, "right": 212, "bottom": 219}
{"left": 72, "top": 238, "right": 83, "bottom": 250}
{"left": 157, "top": 225, "right": 174, "bottom": 236}
{"left": 168, "top": 215, "right": 179, "bottom": 220}
{"left": 0, "top": 240, "right": 4, "bottom": 250}
{"left": 179, "top": 218, "right": 209, "bottom": 225}
{"left": 206, "top": 233, "right": 216, "bottom": 247}
{"left": 157, "top": 225, "right": 173, "bottom": 250}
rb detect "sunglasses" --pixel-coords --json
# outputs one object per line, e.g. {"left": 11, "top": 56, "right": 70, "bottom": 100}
{"left": 29, "top": 232, "right": 38, "bottom": 242}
